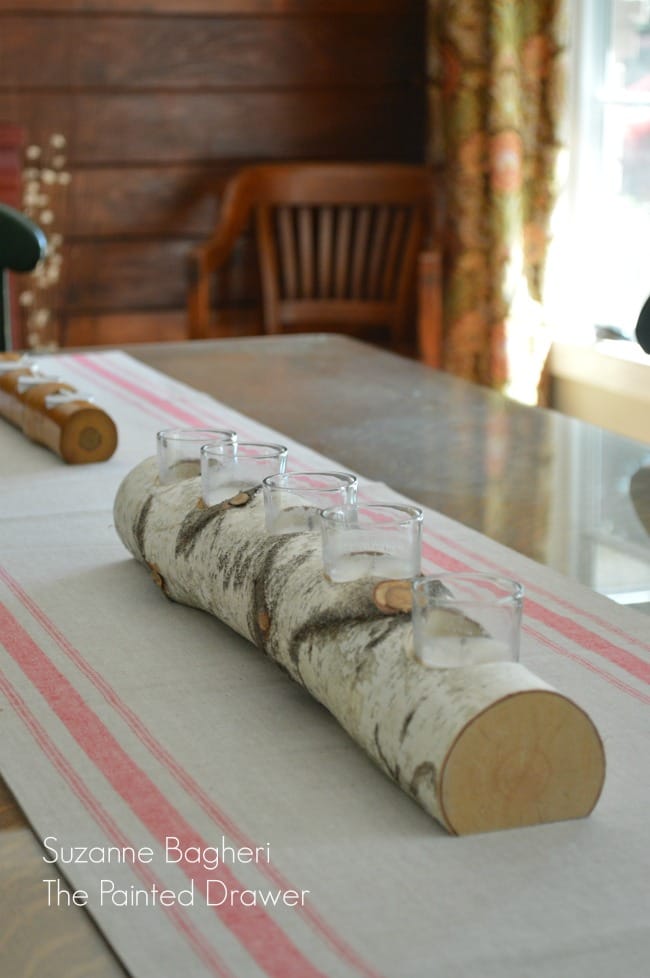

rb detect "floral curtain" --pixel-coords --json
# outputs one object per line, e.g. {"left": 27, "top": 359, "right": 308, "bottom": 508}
{"left": 426, "top": 0, "right": 568, "bottom": 403}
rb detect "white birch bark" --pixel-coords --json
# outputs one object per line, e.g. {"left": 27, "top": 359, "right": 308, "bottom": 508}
{"left": 114, "top": 458, "right": 605, "bottom": 835}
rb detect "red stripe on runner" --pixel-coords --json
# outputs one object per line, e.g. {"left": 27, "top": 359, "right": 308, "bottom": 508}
{"left": 56, "top": 355, "right": 190, "bottom": 428}
{"left": 522, "top": 623, "right": 650, "bottom": 705}
{"left": 71, "top": 354, "right": 210, "bottom": 428}
{"left": 0, "top": 674, "right": 236, "bottom": 978}
{"left": 0, "top": 565, "right": 385, "bottom": 978}
{"left": 0, "top": 602, "right": 328, "bottom": 978}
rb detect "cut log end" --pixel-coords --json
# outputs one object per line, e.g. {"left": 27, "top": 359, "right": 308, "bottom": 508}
{"left": 59, "top": 408, "right": 118, "bottom": 464}
{"left": 439, "top": 690, "right": 606, "bottom": 835}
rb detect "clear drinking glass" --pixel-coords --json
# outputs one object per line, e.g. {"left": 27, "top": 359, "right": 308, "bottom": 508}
{"left": 320, "top": 503, "right": 423, "bottom": 582}
{"left": 201, "top": 441, "right": 288, "bottom": 505}
{"left": 411, "top": 573, "right": 524, "bottom": 668}
{"left": 157, "top": 427, "right": 236, "bottom": 485}
{"left": 263, "top": 471, "right": 358, "bottom": 534}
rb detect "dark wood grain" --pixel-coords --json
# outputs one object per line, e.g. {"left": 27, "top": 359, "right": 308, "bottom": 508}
{"left": 66, "top": 165, "right": 227, "bottom": 237}
{"left": 0, "top": 0, "right": 427, "bottom": 346}
{"left": 0, "top": 14, "right": 421, "bottom": 89}
{"left": 0, "top": 91, "right": 424, "bottom": 165}
{"left": 61, "top": 307, "right": 264, "bottom": 346}
{"left": 62, "top": 309, "right": 189, "bottom": 346}
{"left": 3, "top": 0, "right": 415, "bottom": 13}
{"left": 62, "top": 237, "right": 259, "bottom": 310}
{"left": 65, "top": 239, "right": 195, "bottom": 309}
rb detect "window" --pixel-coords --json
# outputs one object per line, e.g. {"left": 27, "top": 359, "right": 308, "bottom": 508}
{"left": 564, "top": 0, "right": 650, "bottom": 342}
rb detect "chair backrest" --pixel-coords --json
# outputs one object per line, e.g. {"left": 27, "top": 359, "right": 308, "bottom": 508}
{"left": 0, "top": 202, "right": 47, "bottom": 350}
{"left": 213, "top": 163, "right": 434, "bottom": 348}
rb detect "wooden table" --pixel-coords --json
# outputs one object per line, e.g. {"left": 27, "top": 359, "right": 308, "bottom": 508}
{"left": 2, "top": 334, "right": 649, "bottom": 976}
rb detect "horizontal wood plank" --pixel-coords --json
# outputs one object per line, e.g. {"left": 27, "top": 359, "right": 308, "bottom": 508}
{"left": 3, "top": 1, "right": 417, "bottom": 14}
{"left": 64, "top": 239, "right": 198, "bottom": 309}
{"left": 0, "top": 14, "right": 422, "bottom": 90}
{"left": 65, "top": 165, "right": 228, "bottom": 236}
{"left": 61, "top": 307, "right": 263, "bottom": 346}
{"left": 62, "top": 309, "right": 188, "bottom": 346}
{"left": 0, "top": 90, "right": 425, "bottom": 165}
{"left": 61, "top": 238, "right": 260, "bottom": 311}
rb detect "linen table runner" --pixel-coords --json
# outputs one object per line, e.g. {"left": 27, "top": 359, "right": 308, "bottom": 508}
{"left": 1, "top": 351, "right": 649, "bottom": 978}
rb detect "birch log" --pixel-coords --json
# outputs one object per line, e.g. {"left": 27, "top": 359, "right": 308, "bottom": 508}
{"left": 114, "top": 458, "right": 606, "bottom": 835}
{"left": 0, "top": 359, "right": 117, "bottom": 464}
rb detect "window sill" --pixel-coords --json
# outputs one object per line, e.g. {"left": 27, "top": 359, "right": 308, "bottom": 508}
{"left": 549, "top": 339, "right": 650, "bottom": 445}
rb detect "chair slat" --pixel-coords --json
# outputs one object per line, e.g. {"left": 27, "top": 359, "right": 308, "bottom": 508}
{"left": 351, "top": 207, "right": 371, "bottom": 299}
{"left": 392, "top": 211, "right": 423, "bottom": 347}
{"left": 366, "top": 206, "right": 390, "bottom": 299}
{"left": 277, "top": 206, "right": 298, "bottom": 300}
{"left": 381, "top": 208, "right": 406, "bottom": 300}
{"left": 298, "top": 207, "right": 314, "bottom": 298}
{"left": 257, "top": 206, "right": 281, "bottom": 333}
{"left": 334, "top": 207, "right": 352, "bottom": 299}
{"left": 317, "top": 206, "right": 334, "bottom": 298}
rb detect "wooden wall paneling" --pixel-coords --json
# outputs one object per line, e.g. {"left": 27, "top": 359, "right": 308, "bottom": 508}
{"left": 0, "top": 1, "right": 427, "bottom": 347}
{"left": 64, "top": 236, "right": 260, "bottom": 311}
{"left": 0, "top": 122, "right": 24, "bottom": 208}
{"left": 62, "top": 311, "right": 189, "bottom": 348}
{"left": 0, "top": 123, "right": 26, "bottom": 346}
{"left": 3, "top": 1, "right": 417, "bottom": 14}
{"left": 0, "top": 15, "right": 421, "bottom": 90}
{"left": 65, "top": 239, "right": 199, "bottom": 310}
{"left": 66, "top": 166, "right": 227, "bottom": 237}
{"left": 0, "top": 92, "right": 424, "bottom": 165}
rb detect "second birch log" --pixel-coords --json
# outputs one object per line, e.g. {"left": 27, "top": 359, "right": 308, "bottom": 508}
{"left": 0, "top": 356, "right": 118, "bottom": 463}
{"left": 114, "top": 458, "right": 606, "bottom": 836}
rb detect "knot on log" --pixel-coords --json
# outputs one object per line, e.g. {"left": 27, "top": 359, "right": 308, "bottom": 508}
{"left": 148, "top": 562, "right": 169, "bottom": 597}
{"left": 373, "top": 579, "right": 413, "bottom": 614}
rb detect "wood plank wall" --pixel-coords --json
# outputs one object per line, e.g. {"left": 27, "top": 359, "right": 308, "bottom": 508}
{"left": 0, "top": 0, "right": 426, "bottom": 347}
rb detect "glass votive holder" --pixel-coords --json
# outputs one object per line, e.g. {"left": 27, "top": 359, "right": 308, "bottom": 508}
{"left": 201, "top": 441, "right": 288, "bottom": 506}
{"left": 320, "top": 503, "right": 423, "bottom": 582}
{"left": 411, "top": 573, "right": 524, "bottom": 668}
{"left": 157, "top": 427, "right": 237, "bottom": 485}
{"left": 263, "top": 471, "right": 358, "bottom": 535}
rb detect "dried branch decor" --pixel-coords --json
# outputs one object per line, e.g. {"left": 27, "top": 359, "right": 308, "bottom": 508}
{"left": 20, "top": 134, "right": 70, "bottom": 350}
{"left": 114, "top": 459, "right": 606, "bottom": 836}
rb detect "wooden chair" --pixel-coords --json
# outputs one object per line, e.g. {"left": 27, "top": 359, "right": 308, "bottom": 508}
{"left": 188, "top": 163, "right": 439, "bottom": 354}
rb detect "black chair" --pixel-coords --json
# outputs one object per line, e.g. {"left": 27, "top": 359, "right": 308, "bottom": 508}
{"left": 0, "top": 202, "right": 47, "bottom": 350}
{"left": 635, "top": 294, "right": 650, "bottom": 353}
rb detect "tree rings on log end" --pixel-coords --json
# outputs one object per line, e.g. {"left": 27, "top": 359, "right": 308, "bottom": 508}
{"left": 439, "top": 690, "right": 606, "bottom": 835}
{"left": 59, "top": 407, "right": 118, "bottom": 464}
